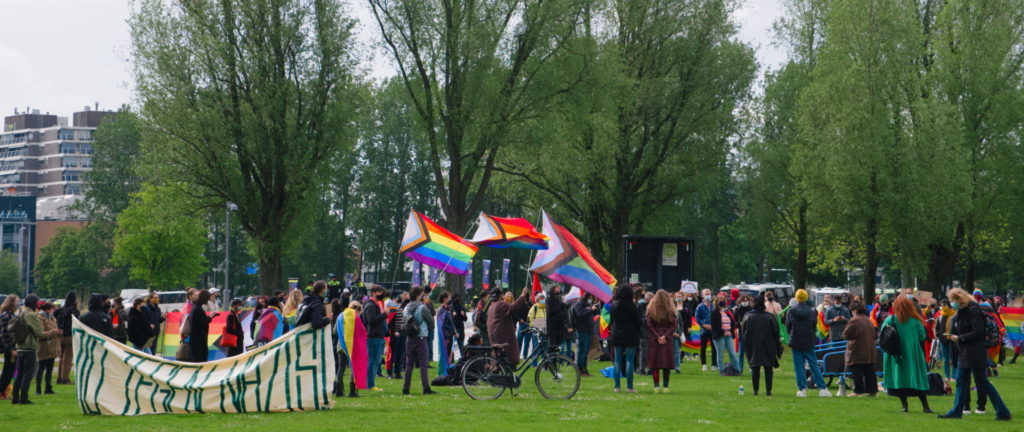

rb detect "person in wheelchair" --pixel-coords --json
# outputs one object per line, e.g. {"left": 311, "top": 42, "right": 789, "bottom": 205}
{"left": 433, "top": 334, "right": 486, "bottom": 386}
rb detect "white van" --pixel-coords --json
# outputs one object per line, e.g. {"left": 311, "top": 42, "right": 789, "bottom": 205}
{"left": 118, "top": 289, "right": 189, "bottom": 314}
{"left": 720, "top": 283, "right": 795, "bottom": 304}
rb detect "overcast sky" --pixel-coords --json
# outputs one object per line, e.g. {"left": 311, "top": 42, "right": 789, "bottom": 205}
{"left": 0, "top": 0, "right": 786, "bottom": 119}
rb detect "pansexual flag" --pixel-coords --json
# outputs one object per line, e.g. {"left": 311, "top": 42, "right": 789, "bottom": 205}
{"left": 469, "top": 213, "right": 549, "bottom": 249}
{"left": 400, "top": 211, "right": 478, "bottom": 275}
{"left": 529, "top": 211, "right": 616, "bottom": 303}
{"left": 1002, "top": 307, "right": 1024, "bottom": 348}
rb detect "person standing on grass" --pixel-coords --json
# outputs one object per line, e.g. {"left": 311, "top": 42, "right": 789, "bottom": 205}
{"left": 34, "top": 302, "right": 61, "bottom": 396}
{"left": 763, "top": 290, "right": 782, "bottom": 316}
{"left": 128, "top": 298, "right": 153, "bottom": 353}
{"left": 786, "top": 289, "right": 831, "bottom": 397}
{"left": 80, "top": 294, "right": 114, "bottom": 338}
{"left": 188, "top": 290, "right": 212, "bottom": 363}
{"left": 224, "top": 299, "right": 246, "bottom": 357}
{"left": 437, "top": 292, "right": 457, "bottom": 364}
{"left": 54, "top": 291, "right": 79, "bottom": 385}
{"left": 609, "top": 284, "right": 642, "bottom": 393}
{"left": 710, "top": 297, "right": 740, "bottom": 374}
{"left": 939, "top": 288, "right": 1012, "bottom": 421}
{"left": 0, "top": 295, "right": 20, "bottom": 400}
{"left": 572, "top": 294, "right": 599, "bottom": 377}
{"left": 361, "top": 285, "right": 388, "bottom": 392}
{"left": 934, "top": 299, "right": 958, "bottom": 382}
{"left": 402, "top": 287, "right": 437, "bottom": 395}
{"left": 142, "top": 292, "right": 164, "bottom": 355}
{"left": 742, "top": 296, "right": 780, "bottom": 396}
{"left": 645, "top": 290, "right": 677, "bottom": 393}
{"left": 882, "top": 295, "right": 933, "bottom": 413}
{"left": 11, "top": 294, "right": 43, "bottom": 405}
{"left": 733, "top": 295, "right": 754, "bottom": 372}
{"left": 843, "top": 301, "right": 878, "bottom": 396}
{"left": 487, "top": 287, "right": 533, "bottom": 365}
{"left": 826, "top": 294, "right": 852, "bottom": 342}
{"left": 695, "top": 290, "right": 717, "bottom": 371}
{"left": 673, "top": 292, "right": 693, "bottom": 373}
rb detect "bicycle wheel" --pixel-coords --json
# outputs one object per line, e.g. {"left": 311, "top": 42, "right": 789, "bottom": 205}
{"left": 462, "top": 356, "right": 509, "bottom": 400}
{"left": 535, "top": 354, "right": 580, "bottom": 400}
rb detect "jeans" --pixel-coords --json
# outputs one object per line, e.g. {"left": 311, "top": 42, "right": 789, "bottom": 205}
{"left": 737, "top": 339, "right": 746, "bottom": 371}
{"left": 713, "top": 337, "right": 739, "bottom": 372}
{"left": 945, "top": 367, "right": 1010, "bottom": 418}
{"left": 132, "top": 343, "right": 153, "bottom": 355}
{"left": 389, "top": 335, "right": 406, "bottom": 376}
{"left": 12, "top": 350, "right": 38, "bottom": 402}
{"left": 792, "top": 349, "right": 825, "bottom": 390}
{"left": 403, "top": 337, "right": 431, "bottom": 392}
{"left": 35, "top": 358, "right": 54, "bottom": 393}
{"left": 673, "top": 338, "right": 681, "bottom": 371}
{"left": 0, "top": 351, "right": 15, "bottom": 394}
{"left": 939, "top": 342, "right": 957, "bottom": 380}
{"left": 366, "top": 338, "right": 386, "bottom": 388}
{"left": 575, "top": 332, "right": 591, "bottom": 372}
{"left": 517, "top": 323, "right": 530, "bottom": 358}
{"left": 612, "top": 345, "right": 636, "bottom": 390}
{"left": 426, "top": 331, "right": 434, "bottom": 363}
{"left": 700, "top": 331, "right": 717, "bottom": 366}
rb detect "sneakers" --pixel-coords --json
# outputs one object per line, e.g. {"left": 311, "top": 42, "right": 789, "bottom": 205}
{"left": 975, "top": 410, "right": 987, "bottom": 415}
{"left": 702, "top": 365, "right": 708, "bottom": 372}
{"left": 796, "top": 390, "right": 807, "bottom": 397}
{"left": 711, "top": 366, "right": 718, "bottom": 372}
{"left": 662, "top": 388, "right": 671, "bottom": 393}
{"left": 819, "top": 389, "right": 833, "bottom": 397}
{"left": 613, "top": 388, "right": 621, "bottom": 393}
{"left": 370, "top": 387, "right": 384, "bottom": 392}
{"left": 964, "top": 410, "right": 971, "bottom": 415}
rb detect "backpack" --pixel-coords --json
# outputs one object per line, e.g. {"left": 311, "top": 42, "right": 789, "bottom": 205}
{"left": 983, "top": 312, "right": 1002, "bottom": 349}
{"left": 402, "top": 303, "right": 423, "bottom": 337}
{"left": 879, "top": 321, "right": 901, "bottom": 356}
{"left": 10, "top": 313, "right": 28, "bottom": 346}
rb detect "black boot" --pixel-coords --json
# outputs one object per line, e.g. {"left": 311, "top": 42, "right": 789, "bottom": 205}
{"left": 922, "top": 397, "right": 934, "bottom": 414}
{"left": 900, "top": 397, "right": 909, "bottom": 413}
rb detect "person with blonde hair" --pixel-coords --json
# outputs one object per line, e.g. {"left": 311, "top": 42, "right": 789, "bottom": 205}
{"left": 283, "top": 289, "right": 304, "bottom": 328}
{"left": 645, "top": 290, "right": 677, "bottom": 392}
{"left": 881, "top": 295, "right": 931, "bottom": 413}
{"left": 939, "top": 288, "right": 1011, "bottom": 421}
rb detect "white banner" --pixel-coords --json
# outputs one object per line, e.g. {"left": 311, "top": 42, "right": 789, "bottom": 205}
{"left": 72, "top": 317, "right": 335, "bottom": 415}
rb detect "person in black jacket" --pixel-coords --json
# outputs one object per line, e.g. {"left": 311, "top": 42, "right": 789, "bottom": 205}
{"left": 571, "top": 294, "right": 599, "bottom": 376}
{"left": 785, "top": 289, "right": 830, "bottom": 397}
{"left": 224, "top": 299, "right": 246, "bottom": 357}
{"left": 672, "top": 292, "right": 693, "bottom": 373}
{"left": 79, "top": 294, "right": 113, "bottom": 338}
{"left": 742, "top": 296, "right": 781, "bottom": 396}
{"left": 451, "top": 295, "right": 468, "bottom": 352}
{"left": 188, "top": 290, "right": 212, "bottom": 363}
{"left": 939, "top": 288, "right": 1011, "bottom": 421}
{"left": 54, "top": 291, "right": 79, "bottom": 385}
{"left": 127, "top": 298, "right": 153, "bottom": 353}
{"left": 546, "top": 286, "right": 570, "bottom": 355}
{"left": 142, "top": 292, "right": 164, "bottom": 354}
{"left": 361, "top": 285, "right": 388, "bottom": 391}
{"left": 609, "top": 285, "right": 642, "bottom": 392}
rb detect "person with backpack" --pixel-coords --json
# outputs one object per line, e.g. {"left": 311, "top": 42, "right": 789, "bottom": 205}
{"left": 54, "top": 291, "right": 79, "bottom": 385}
{"left": 402, "top": 287, "right": 436, "bottom": 395}
{"left": 0, "top": 295, "right": 20, "bottom": 399}
{"left": 360, "top": 285, "right": 388, "bottom": 392}
{"left": 256, "top": 297, "right": 285, "bottom": 346}
{"left": 939, "top": 288, "right": 1011, "bottom": 421}
{"left": 786, "top": 289, "right": 831, "bottom": 397}
{"left": 881, "top": 295, "right": 932, "bottom": 413}
{"left": 11, "top": 294, "right": 44, "bottom": 404}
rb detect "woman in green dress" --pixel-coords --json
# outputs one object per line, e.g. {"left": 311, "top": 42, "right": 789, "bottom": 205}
{"left": 882, "top": 295, "right": 932, "bottom": 413}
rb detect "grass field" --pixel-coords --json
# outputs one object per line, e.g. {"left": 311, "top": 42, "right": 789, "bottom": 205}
{"left": 3, "top": 355, "right": 1022, "bottom": 432}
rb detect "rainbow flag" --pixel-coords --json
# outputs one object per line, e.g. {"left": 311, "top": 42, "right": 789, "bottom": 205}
{"left": 681, "top": 317, "right": 701, "bottom": 353}
{"left": 1001, "top": 307, "right": 1024, "bottom": 348}
{"left": 469, "top": 213, "right": 549, "bottom": 249}
{"left": 599, "top": 303, "right": 611, "bottom": 339}
{"left": 160, "top": 310, "right": 232, "bottom": 361}
{"left": 400, "top": 211, "right": 479, "bottom": 275}
{"left": 337, "top": 308, "right": 368, "bottom": 389}
{"left": 529, "top": 211, "right": 616, "bottom": 303}
{"left": 816, "top": 310, "right": 830, "bottom": 340}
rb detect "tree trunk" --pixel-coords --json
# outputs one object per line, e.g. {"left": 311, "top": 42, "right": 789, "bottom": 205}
{"left": 863, "top": 218, "right": 879, "bottom": 302}
{"left": 258, "top": 251, "right": 282, "bottom": 296}
{"left": 793, "top": 204, "right": 808, "bottom": 290}
{"left": 921, "top": 222, "right": 963, "bottom": 295}
{"left": 963, "top": 229, "right": 976, "bottom": 291}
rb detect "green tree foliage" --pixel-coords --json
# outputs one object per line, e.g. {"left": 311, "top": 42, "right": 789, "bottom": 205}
{"left": 33, "top": 225, "right": 111, "bottom": 299}
{"left": 112, "top": 184, "right": 208, "bottom": 289}
{"left": 0, "top": 251, "right": 23, "bottom": 295}
{"left": 502, "top": 0, "right": 756, "bottom": 271}
{"left": 80, "top": 108, "right": 143, "bottom": 221}
{"left": 130, "top": 0, "right": 359, "bottom": 295}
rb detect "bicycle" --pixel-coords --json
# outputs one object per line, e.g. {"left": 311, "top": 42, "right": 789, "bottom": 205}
{"left": 461, "top": 327, "right": 581, "bottom": 400}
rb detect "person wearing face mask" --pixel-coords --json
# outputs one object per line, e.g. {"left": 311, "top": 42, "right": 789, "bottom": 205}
{"left": 572, "top": 294, "right": 599, "bottom": 376}
{"left": 872, "top": 294, "right": 893, "bottom": 328}
{"left": 786, "top": 289, "right": 831, "bottom": 397}
{"left": 935, "top": 299, "right": 958, "bottom": 382}
{"left": 825, "top": 294, "right": 852, "bottom": 342}
{"left": 546, "top": 286, "right": 570, "bottom": 356}
{"left": 711, "top": 298, "right": 740, "bottom": 374}
{"left": 360, "top": 285, "right": 389, "bottom": 392}
{"left": 528, "top": 291, "right": 548, "bottom": 353}
{"left": 673, "top": 292, "right": 693, "bottom": 373}
{"left": 695, "top": 290, "right": 718, "bottom": 371}
{"left": 681, "top": 291, "right": 699, "bottom": 316}
{"left": 763, "top": 291, "right": 782, "bottom": 316}
{"left": 733, "top": 295, "right": 754, "bottom": 371}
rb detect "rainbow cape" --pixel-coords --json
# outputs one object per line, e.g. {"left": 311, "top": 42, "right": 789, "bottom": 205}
{"left": 400, "top": 211, "right": 479, "bottom": 275}
{"left": 336, "top": 309, "right": 368, "bottom": 389}
{"left": 681, "top": 316, "right": 701, "bottom": 353}
{"left": 469, "top": 213, "right": 549, "bottom": 249}
{"left": 1001, "top": 307, "right": 1024, "bottom": 348}
{"left": 599, "top": 303, "right": 611, "bottom": 339}
{"left": 529, "top": 211, "right": 616, "bottom": 303}
{"left": 816, "top": 310, "right": 830, "bottom": 340}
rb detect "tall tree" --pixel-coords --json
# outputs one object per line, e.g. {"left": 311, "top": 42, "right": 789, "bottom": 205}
{"left": 501, "top": 0, "right": 755, "bottom": 272}
{"left": 130, "top": 0, "right": 359, "bottom": 294}
{"left": 112, "top": 184, "right": 209, "bottom": 289}
{"left": 34, "top": 225, "right": 113, "bottom": 299}
{"left": 0, "top": 251, "right": 24, "bottom": 296}
{"left": 79, "top": 108, "right": 144, "bottom": 221}
{"left": 366, "top": 0, "right": 592, "bottom": 241}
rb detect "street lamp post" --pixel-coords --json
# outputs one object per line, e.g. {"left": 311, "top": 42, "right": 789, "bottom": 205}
{"left": 20, "top": 226, "right": 28, "bottom": 297}
{"left": 225, "top": 202, "right": 238, "bottom": 311}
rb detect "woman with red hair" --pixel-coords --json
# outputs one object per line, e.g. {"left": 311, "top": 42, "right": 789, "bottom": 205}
{"left": 881, "top": 295, "right": 932, "bottom": 413}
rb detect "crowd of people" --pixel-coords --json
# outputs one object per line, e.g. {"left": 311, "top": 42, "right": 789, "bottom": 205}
{"left": 0, "top": 277, "right": 1018, "bottom": 422}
